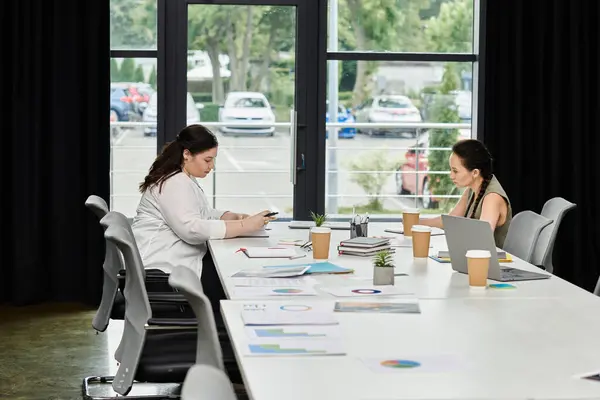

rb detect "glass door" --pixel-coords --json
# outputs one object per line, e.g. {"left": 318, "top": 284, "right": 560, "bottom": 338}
{"left": 159, "top": 0, "right": 319, "bottom": 220}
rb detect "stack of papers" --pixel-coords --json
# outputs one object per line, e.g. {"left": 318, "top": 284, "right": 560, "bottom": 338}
{"left": 337, "top": 237, "right": 394, "bottom": 257}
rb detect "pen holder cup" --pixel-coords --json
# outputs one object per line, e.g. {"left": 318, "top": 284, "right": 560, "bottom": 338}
{"left": 350, "top": 222, "right": 369, "bottom": 239}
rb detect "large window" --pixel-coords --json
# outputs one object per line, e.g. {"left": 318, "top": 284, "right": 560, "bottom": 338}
{"left": 110, "top": 0, "right": 158, "bottom": 216}
{"left": 325, "top": 0, "right": 477, "bottom": 218}
{"left": 186, "top": 4, "right": 297, "bottom": 217}
{"left": 113, "top": 0, "right": 482, "bottom": 219}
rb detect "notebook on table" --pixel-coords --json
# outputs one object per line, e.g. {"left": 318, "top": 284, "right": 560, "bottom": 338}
{"left": 238, "top": 247, "right": 301, "bottom": 259}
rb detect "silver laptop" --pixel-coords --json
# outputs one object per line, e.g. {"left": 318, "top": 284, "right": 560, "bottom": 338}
{"left": 441, "top": 215, "right": 550, "bottom": 282}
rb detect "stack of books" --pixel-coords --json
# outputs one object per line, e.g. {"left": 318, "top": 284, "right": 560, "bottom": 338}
{"left": 337, "top": 237, "right": 394, "bottom": 257}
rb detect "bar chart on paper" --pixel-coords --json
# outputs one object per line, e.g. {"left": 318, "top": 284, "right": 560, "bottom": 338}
{"left": 245, "top": 325, "right": 342, "bottom": 339}
{"left": 243, "top": 339, "right": 346, "bottom": 356}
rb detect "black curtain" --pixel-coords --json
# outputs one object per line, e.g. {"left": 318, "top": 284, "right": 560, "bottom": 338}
{"left": 483, "top": 0, "right": 600, "bottom": 291}
{"left": 1, "top": 0, "right": 109, "bottom": 305}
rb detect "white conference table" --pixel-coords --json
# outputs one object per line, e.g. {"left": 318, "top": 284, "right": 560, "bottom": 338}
{"left": 208, "top": 221, "right": 595, "bottom": 302}
{"left": 208, "top": 221, "right": 600, "bottom": 400}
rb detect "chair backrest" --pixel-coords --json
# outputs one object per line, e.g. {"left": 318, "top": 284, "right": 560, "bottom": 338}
{"left": 168, "top": 266, "right": 224, "bottom": 372}
{"left": 181, "top": 365, "right": 237, "bottom": 400}
{"left": 503, "top": 210, "right": 553, "bottom": 263}
{"left": 101, "top": 211, "right": 151, "bottom": 396}
{"left": 85, "top": 195, "right": 109, "bottom": 219}
{"left": 85, "top": 195, "right": 123, "bottom": 332}
{"left": 531, "top": 197, "right": 576, "bottom": 273}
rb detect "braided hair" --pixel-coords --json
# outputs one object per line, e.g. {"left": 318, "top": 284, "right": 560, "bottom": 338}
{"left": 139, "top": 124, "right": 218, "bottom": 193}
{"left": 451, "top": 139, "right": 494, "bottom": 219}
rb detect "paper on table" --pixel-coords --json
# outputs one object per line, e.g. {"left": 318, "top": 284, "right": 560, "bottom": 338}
{"left": 244, "top": 325, "right": 342, "bottom": 339}
{"left": 320, "top": 285, "right": 413, "bottom": 297}
{"left": 334, "top": 300, "right": 420, "bottom": 314}
{"left": 361, "top": 354, "right": 465, "bottom": 373}
{"left": 384, "top": 225, "right": 445, "bottom": 236}
{"left": 232, "top": 277, "right": 317, "bottom": 287}
{"left": 231, "top": 265, "right": 310, "bottom": 278}
{"left": 235, "top": 229, "right": 270, "bottom": 238}
{"left": 235, "top": 286, "right": 318, "bottom": 298}
{"left": 241, "top": 302, "right": 337, "bottom": 326}
{"left": 243, "top": 338, "right": 346, "bottom": 356}
{"left": 240, "top": 247, "right": 300, "bottom": 258}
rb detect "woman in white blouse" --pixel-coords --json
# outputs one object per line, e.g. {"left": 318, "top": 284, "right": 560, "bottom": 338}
{"left": 131, "top": 124, "right": 271, "bottom": 276}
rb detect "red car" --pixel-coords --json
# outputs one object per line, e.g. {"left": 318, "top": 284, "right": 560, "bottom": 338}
{"left": 396, "top": 131, "right": 470, "bottom": 209}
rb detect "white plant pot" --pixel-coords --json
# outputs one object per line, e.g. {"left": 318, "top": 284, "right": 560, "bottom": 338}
{"left": 373, "top": 267, "right": 395, "bottom": 286}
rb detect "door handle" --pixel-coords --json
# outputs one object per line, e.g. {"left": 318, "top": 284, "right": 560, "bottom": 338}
{"left": 290, "top": 110, "right": 297, "bottom": 185}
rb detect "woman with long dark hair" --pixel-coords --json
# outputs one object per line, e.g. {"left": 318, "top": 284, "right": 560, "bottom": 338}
{"left": 418, "top": 139, "right": 512, "bottom": 247}
{"left": 132, "top": 124, "right": 272, "bottom": 276}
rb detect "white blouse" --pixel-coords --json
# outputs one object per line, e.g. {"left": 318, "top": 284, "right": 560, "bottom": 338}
{"left": 131, "top": 172, "right": 228, "bottom": 277}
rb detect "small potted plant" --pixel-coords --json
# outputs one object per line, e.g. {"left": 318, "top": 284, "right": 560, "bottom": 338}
{"left": 373, "top": 250, "right": 395, "bottom": 285}
{"left": 310, "top": 211, "right": 327, "bottom": 228}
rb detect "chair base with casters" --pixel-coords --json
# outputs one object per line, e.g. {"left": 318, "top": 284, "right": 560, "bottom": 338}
{"left": 82, "top": 376, "right": 181, "bottom": 400}
{"left": 82, "top": 328, "right": 197, "bottom": 400}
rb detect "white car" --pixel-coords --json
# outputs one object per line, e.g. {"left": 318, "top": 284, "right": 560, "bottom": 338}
{"left": 218, "top": 92, "right": 276, "bottom": 136}
{"left": 355, "top": 95, "right": 422, "bottom": 137}
{"left": 142, "top": 92, "right": 202, "bottom": 137}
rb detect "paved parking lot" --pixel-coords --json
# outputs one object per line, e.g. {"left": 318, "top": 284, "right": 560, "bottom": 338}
{"left": 111, "top": 127, "right": 421, "bottom": 217}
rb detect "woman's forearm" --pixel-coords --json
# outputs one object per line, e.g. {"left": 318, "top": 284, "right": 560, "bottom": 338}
{"left": 223, "top": 220, "right": 249, "bottom": 238}
{"left": 418, "top": 216, "right": 443, "bottom": 229}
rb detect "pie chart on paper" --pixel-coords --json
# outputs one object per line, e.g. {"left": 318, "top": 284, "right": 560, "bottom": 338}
{"left": 272, "top": 288, "right": 304, "bottom": 294}
{"left": 380, "top": 359, "right": 421, "bottom": 369}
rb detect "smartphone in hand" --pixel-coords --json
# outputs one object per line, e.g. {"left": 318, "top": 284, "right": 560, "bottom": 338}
{"left": 265, "top": 211, "right": 279, "bottom": 217}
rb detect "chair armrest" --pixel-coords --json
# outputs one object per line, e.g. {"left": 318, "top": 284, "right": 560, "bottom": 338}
{"left": 147, "top": 318, "right": 198, "bottom": 327}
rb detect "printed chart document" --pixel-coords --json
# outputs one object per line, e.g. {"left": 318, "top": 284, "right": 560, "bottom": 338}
{"left": 334, "top": 300, "right": 420, "bottom": 314}
{"left": 241, "top": 302, "right": 338, "bottom": 326}
{"left": 231, "top": 277, "right": 317, "bottom": 287}
{"left": 242, "top": 338, "right": 346, "bottom": 356}
{"left": 360, "top": 354, "right": 465, "bottom": 373}
{"left": 244, "top": 325, "right": 342, "bottom": 339}
{"left": 231, "top": 265, "right": 309, "bottom": 278}
{"left": 234, "top": 286, "right": 318, "bottom": 298}
{"left": 320, "top": 286, "right": 413, "bottom": 297}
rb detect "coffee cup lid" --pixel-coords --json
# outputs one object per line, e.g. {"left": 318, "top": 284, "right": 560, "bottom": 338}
{"left": 465, "top": 250, "right": 491, "bottom": 258}
{"left": 310, "top": 227, "right": 331, "bottom": 233}
{"left": 411, "top": 225, "right": 431, "bottom": 233}
{"left": 403, "top": 208, "right": 420, "bottom": 214}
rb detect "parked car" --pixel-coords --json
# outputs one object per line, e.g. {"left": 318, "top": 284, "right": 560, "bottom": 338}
{"left": 354, "top": 95, "right": 422, "bottom": 137}
{"left": 326, "top": 102, "right": 356, "bottom": 139}
{"left": 110, "top": 86, "right": 131, "bottom": 122}
{"left": 218, "top": 92, "right": 276, "bottom": 136}
{"left": 395, "top": 131, "right": 470, "bottom": 209}
{"left": 142, "top": 92, "right": 202, "bottom": 137}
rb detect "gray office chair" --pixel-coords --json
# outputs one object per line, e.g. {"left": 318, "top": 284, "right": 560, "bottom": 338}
{"left": 85, "top": 195, "right": 124, "bottom": 331}
{"left": 531, "top": 197, "right": 576, "bottom": 273}
{"left": 503, "top": 210, "right": 553, "bottom": 263}
{"left": 181, "top": 365, "right": 236, "bottom": 400}
{"left": 168, "top": 266, "right": 224, "bottom": 372}
{"left": 83, "top": 211, "right": 198, "bottom": 399}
